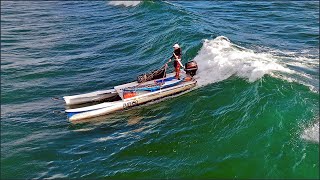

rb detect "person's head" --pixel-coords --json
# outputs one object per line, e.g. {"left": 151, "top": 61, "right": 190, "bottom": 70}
{"left": 173, "top": 44, "right": 180, "bottom": 49}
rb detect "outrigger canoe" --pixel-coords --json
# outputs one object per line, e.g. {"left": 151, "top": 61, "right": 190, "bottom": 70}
{"left": 63, "top": 61, "right": 198, "bottom": 123}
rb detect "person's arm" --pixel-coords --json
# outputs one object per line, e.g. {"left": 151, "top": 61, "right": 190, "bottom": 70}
{"left": 168, "top": 53, "right": 175, "bottom": 62}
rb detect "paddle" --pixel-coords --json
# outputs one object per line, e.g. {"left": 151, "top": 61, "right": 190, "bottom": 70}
{"left": 167, "top": 57, "right": 185, "bottom": 69}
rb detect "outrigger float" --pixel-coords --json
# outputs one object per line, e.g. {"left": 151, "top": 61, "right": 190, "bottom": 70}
{"left": 63, "top": 61, "right": 198, "bottom": 123}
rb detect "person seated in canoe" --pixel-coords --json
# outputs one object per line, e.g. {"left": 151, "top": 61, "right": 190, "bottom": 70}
{"left": 168, "top": 43, "right": 184, "bottom": 79}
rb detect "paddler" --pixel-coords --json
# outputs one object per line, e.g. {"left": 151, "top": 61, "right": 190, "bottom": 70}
{"left": 168, "top": 43, "right": 184, "bottom": 79}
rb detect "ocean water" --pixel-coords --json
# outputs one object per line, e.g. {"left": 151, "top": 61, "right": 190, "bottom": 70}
{"left": 1, "top": 1, "right": 319, "bottom": 179}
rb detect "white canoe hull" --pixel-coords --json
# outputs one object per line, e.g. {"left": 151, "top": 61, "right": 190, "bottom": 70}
{"left": 66, "top": 79, "right": 196, "bottom": 123}
{"left": 63, "top": 89, "right": 117, "bottom": 106}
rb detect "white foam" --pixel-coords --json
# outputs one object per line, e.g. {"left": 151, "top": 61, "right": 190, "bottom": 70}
{"left": 46, "top": 174, "right": 68, "bottom": 179}
{"left": 108, "top": 1, "right": 141, "bottom": 7}
{"left": 96, "top": 134, "right": 124, "bottom": 142}
{"left": 301, "top": 120, "right": 319, "bottom": 143}
{"left": 72, "top": 127, "right": 94, "bottom": 132}
{"left": 193, "top": 36, "right": 293, "bottom": 86}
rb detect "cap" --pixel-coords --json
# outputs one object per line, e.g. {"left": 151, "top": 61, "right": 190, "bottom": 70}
{"left": 173, "top": 44, "right": 180, "bottom": 48}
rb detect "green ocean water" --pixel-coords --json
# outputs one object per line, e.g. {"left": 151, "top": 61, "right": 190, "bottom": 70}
{"left": 1, "top": 1, "right": 319, "bottom": 179}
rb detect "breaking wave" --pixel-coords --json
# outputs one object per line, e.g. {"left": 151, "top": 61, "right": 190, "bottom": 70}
{"left": 193, "top": 36, "right": 319, "bottom": 145}
{"left": 193, "top": 36, "right": 292, "bottom": 86}
{"left": 108, "top": 1, "right": 141, "bottom": 7}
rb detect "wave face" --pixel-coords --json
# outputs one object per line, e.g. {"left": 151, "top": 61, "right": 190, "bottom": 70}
{"left": 1, "top": 1, "right": 319, "bottom": 179}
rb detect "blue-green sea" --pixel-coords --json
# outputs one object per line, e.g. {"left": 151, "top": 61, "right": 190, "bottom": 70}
{"left": 1, "top": 1, "right": 319, "bottom": 179}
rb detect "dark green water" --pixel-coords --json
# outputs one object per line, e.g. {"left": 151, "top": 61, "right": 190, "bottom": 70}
{"left": 1, "top": 1, "right": 319, "bottom": 179}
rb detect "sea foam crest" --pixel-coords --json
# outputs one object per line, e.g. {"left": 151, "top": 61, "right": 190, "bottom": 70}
{"left": 301, "top": 120, "right": 319, "bottom": 143}
{"left": 108, "top": 1, "right": 141, "bottom": 7}
{"left": 193, "top": 36, "right": 292, "bottom": 86}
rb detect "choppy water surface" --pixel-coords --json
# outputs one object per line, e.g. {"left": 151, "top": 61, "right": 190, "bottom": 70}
{"left": 1, "top": 1, "right": 319, "bottom": 179}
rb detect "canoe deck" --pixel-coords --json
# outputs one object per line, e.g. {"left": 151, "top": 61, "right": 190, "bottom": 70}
{"left": 114, "top": 73, "right": 182, "bottom": 99}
